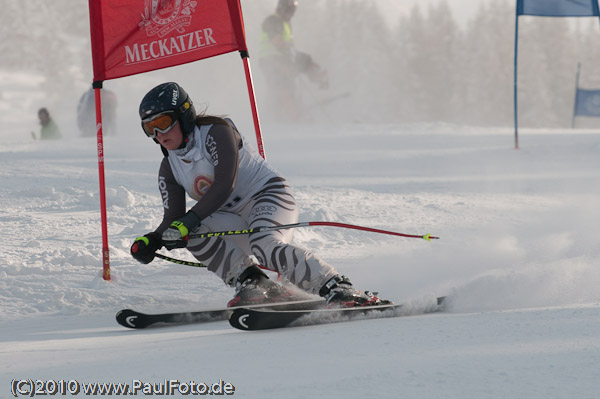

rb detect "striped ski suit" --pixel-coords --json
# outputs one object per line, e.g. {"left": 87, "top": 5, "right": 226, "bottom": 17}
{"left": 155, "top": 121, "right": 336, "bottom": 294}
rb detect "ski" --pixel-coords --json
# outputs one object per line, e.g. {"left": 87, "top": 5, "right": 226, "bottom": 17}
{"left": 116, "top": 298, "right": 325, "bottom": 329}
{"left": 229, "top": 296, "right": 447, "bottom": 331}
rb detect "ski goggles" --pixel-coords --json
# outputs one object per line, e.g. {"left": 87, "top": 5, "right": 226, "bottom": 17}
{"left": 141, "top": 111, "right": 177, "bottom": 138}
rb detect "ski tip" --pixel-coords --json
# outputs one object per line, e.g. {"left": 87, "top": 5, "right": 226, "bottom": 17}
{"left": 229, "top": 308, "right": 253, "bottom": 331}
{"left": 116, "top": 309, "right": 143, "bottom": 329}
{"left": 116, "top": 309, "right": 134, "bottom": 319}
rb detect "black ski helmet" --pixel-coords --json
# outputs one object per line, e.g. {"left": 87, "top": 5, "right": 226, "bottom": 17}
{"left": 139, "top": 82, "right": 196, "bottom": 139}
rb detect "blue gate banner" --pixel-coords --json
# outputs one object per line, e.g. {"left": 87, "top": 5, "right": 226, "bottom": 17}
{"left": 517, "top": 0, "right": 600, "bottom": 17}
{"left": 574, "top": 88, "right": 600, "bottom": 117}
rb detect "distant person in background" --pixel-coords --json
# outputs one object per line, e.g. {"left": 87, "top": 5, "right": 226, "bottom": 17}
{"left": 259, "top": 0, "right": 328, "bottom": 121}
{"left": 37, "top": 108, "right": 62, "bottom": 140}
{"left": 77, "top": 87, "right": 117, "bottom": 137}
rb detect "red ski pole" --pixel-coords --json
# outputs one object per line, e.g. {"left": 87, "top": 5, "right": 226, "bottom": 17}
{"left": 155, "top": 222, "right": 437, "bottom": 268}
{"left": 188, "top": 221, "right": 438, "bottom": 241}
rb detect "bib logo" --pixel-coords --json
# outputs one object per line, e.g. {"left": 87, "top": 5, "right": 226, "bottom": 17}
{"left": 125, "top": 0, "right": 217, "bottom": 64}
{"left": 194, "top": 176, "right": 213, "bottom": 199}
{"left": 139, "top": 0, "right": 197, "bottom": 38}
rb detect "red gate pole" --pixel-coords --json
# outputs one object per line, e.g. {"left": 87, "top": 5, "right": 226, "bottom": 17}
{"left": 94, "top": 82, "right": 111, "bottom": 281}
{"left": 240, "top": 51, "right": 266, "bottom": 159}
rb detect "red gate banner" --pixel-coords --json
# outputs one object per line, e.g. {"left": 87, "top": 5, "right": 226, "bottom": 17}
{"left": 89, "top": 0, "right": 248, "bottom": 81}
{"left": 88, "top": 0, "right": 264, "bottom": 281}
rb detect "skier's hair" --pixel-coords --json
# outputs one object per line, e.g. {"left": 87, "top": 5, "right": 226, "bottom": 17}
{"left": 195, "top": 115, "right": 229, "bottom": 127}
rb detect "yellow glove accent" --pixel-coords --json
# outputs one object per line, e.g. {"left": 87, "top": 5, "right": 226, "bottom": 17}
{"left": 170, "top": 221, "right": 189, "bottom": 238}
{"left": 135, "top": 236, "right": 150, "bottom": 246}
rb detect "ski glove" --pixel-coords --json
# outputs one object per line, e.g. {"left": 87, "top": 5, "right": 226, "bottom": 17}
{"left": 162, "top": 211, "right": 201, "bottom": 250}
{"left": 130, "top": 232, "right": 162, "bottom": 264}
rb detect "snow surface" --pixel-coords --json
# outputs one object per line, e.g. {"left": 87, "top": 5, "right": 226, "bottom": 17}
{"left": 2, "top": 122, "right": 600, "bottom": 398}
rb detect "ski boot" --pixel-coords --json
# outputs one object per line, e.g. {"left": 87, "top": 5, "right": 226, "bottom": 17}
{"left": 319, "top": 275, "right": 392, "bottom": 308}
{"left": 228, "top": 265, "right": 299, "bottom": 307}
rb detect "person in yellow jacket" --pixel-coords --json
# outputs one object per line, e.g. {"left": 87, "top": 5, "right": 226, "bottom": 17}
{"left": 259, "top": 0, "right": 328, "bottom": 121}
{"left": 37, "top": 108, "right": 62, "bottom": 140}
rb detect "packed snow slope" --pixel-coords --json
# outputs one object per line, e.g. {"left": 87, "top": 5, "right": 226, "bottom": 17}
{"left": 1, "top": 123, "right": 600, "bottom": 398}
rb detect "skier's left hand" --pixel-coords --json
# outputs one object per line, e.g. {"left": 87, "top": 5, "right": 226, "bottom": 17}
{"left": 161, "top": 211, "right": 201, "bottom": 250}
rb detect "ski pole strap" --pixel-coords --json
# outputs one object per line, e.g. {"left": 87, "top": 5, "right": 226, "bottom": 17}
{"left": 187, "top": 221, "right": 438, "bottom": 241}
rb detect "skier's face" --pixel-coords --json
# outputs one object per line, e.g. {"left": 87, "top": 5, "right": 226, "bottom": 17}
{"left": 154, "top": 120, "right": 184, "bottom": 150}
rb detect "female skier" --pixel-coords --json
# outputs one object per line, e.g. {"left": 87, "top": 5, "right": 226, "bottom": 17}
{"left": 130, "top": 82, "right": 388, "bottom": 308}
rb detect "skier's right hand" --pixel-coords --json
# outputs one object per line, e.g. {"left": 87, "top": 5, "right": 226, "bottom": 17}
{"left": 130, "top": 232, "right": 163, "bottom": 264}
